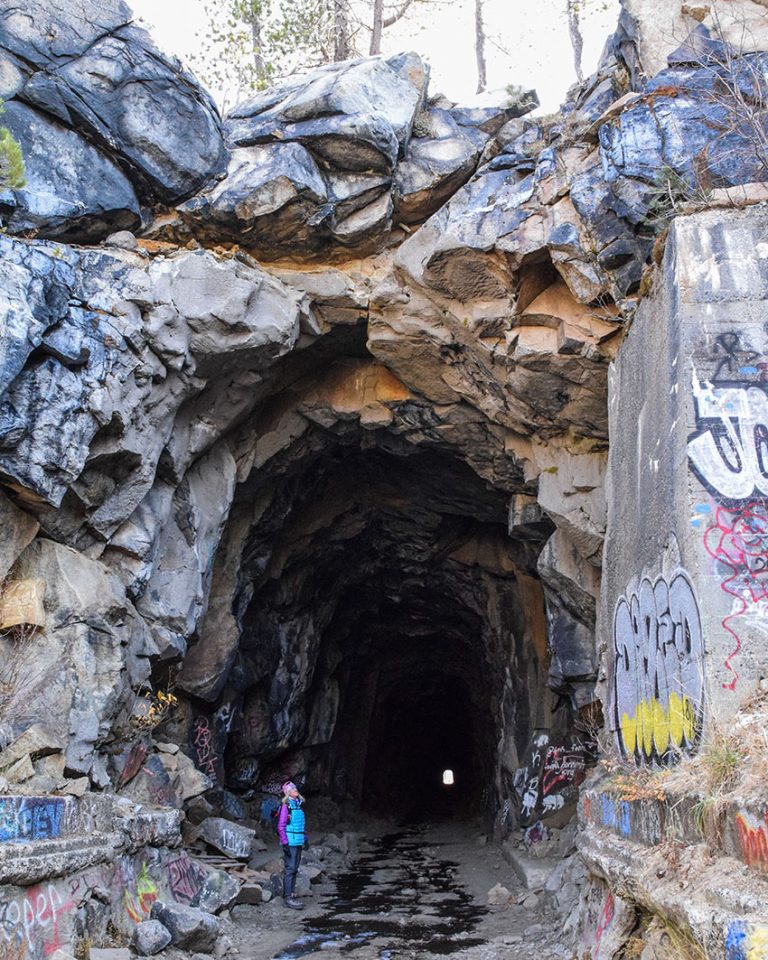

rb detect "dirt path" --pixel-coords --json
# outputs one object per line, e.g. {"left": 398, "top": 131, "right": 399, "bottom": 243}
{"left": 227, "top": 823, "right": 575, "bottom": 960}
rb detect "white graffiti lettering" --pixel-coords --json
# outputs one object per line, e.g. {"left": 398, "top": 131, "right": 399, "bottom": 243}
{"left": 688, "top": 378, "right": 768, "bottom": 501}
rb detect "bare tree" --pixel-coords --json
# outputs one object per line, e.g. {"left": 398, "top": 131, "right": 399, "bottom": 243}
{"left": 334, "top": 0, "right": 351, "bottom": 60}
{"left": 566, "top": 0, "right": 584, "bottom": 83}
{"left": 369, "top": 0, "right": 418, "bottom": 55}
{"left": 475, "top": 0, "right": 487, "bottom": 93}
{"left": 370, "top": 0, "right": 384, "bottom": 54}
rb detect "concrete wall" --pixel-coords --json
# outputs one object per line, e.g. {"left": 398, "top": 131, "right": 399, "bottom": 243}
{"left": 600, "top": 206, "right": 768, "bottom": 765}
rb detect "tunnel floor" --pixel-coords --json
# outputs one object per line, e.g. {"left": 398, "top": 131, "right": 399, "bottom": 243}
{"left": 229, "top": 824, "right": 574, "bottom": 960}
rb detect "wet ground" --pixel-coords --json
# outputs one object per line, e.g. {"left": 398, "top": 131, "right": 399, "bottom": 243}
{"left": 275, "top": 829, "right": 488, "bottom": 958}
{"left": 230, "top": 823, "right": 576, "bottom": 960}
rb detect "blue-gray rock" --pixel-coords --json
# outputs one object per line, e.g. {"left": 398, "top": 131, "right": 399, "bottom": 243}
{"left": 182, "top": 53, "right": 436, "bottom": 254}
{"left": 0, "top": 101, "right": 140, "bottom": 241}
{"left": 395, "top": 109, "right": 482, "bottom": 224}
{"left": 227, "top": 53, "right": 427, "bottom": 162}
{"left": 599, "top": 54, "right": 768, "bottom": 189}
{"left": 200, "top": 817, "right": 255, "bottom": 860}
{"left": 0, "top": 0, "right": 225, "bottom": 213}
{"left": 132, "top": 919, "right": 173, "bottom": 956}
{"left": 150, "top": 901, "right": 220, "bottom": 953}
{"left": 193, "top": 868, "right": 241, "bottom": 914}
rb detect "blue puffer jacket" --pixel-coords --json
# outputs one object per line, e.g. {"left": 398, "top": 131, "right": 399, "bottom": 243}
{"left": 283, "top": 798, "right": 305, "bottom": 847}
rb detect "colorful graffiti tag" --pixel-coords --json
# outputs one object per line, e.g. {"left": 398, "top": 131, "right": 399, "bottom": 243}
{"left": 702, "top": 500, "right": 768, "bottom": 690}
{"left": 726, "top": 920, "right": 768, "bottom": 960}
{"left": 514, "top": 731, "right": 588, "bottom": 824}
{"left": 688, "top": 372, "right": 768, "bottom": 690}
{"left": 613, "top": 569, "right": 704, "bottom": 764}
{"left": 0, "top": 798, "right": 65, "bottom": 843}
{"left": 121, "top": 861, "right": 158, "bottom": 923}
{"left": 735, "top": 810, "right": 768, "bottom": 872}
{"left": 0, "top": 882, "right": 75, "bottom": 958}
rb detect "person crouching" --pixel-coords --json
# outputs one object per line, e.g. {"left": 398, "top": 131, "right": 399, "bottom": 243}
{"left": 278, "top": 781, "right": 306, "bottom": 910}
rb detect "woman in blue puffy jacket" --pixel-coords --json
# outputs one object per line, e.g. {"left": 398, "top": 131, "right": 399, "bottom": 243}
{"left": 277, "top": 780, "right": 306, "bottom": 910}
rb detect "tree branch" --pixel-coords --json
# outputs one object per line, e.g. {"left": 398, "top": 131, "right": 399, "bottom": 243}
{"left": 383, "top": 0, "right": 416, "bottom": 28}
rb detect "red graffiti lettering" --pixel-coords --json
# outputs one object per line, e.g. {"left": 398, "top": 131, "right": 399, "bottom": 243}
{"left": 703, "top": 501, "right": 768, "bottom": 691}
{"left": 736, "top": 812, "right": 768, "bottom": 871}
{"left": 594, "top": 891, "right": 615, "bottom": 954}
{"left": 193, "top": 717, "right": 219, "bottom": 780}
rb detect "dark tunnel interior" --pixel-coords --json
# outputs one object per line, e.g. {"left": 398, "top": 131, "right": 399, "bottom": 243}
{"left": 184, "top": 415, "right": 556, "bottom": 826}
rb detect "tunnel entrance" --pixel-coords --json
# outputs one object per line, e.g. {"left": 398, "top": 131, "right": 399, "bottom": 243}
{"left": 172, "top": 352, "right": 580, "bottom": 831}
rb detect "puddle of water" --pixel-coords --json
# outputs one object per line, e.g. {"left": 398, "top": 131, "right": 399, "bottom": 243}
{"left": 275, "top": 830, "right": 488, "bottom": 959}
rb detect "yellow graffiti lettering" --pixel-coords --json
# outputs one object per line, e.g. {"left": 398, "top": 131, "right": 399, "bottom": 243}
{"left": 620, "top": 693, "right": 696, "bottom": 759}
{"left": 746, "top": 926, "right": 768, "bottom": 960}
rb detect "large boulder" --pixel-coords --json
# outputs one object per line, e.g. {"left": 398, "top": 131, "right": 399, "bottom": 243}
{"left": 149, "top": 901, "right": 220, "bottom": 952}
{"left": 0, "top": 0, "right": 225, "bottom": 239}
{"left": 0, "top": 101, "right": 140, "bottom": 240}
{"left": 178, "top": 54, "right": 536, "bottom": 256}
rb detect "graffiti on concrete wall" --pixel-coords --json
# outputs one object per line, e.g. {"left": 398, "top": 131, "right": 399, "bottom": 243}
{"left": 0, "top": 797, "right": 65, "bottom": 843}
{"left": 613, "top": 569, "right": 705, "bottom": 765}
{"left": 735, "top": 810, "right": 768, "bottom": 872}
{"left": 702, "top": 500, "right": 768, "bottom": 690}
{"left": 726, "top": 920, "right": 768, "bottom": 960}
{"left": 688, "top": 365, "right": 768, "bottom": 690}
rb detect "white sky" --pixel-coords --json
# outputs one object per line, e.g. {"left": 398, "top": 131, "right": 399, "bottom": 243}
{"left": 128, "top": 0, "right": 620, "bottom": 113}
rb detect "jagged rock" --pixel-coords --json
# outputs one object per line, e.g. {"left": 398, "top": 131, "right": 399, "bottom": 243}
{"left": 487, "top": 882, "right": 514, "bottom": 906}
{"left": 3, "top": 540, "right": 151, "bottom": 775}
{"left": 0, "top": 491, "right": 38, "bottom": 582}
{"left": 0, "top": 577, "right": 45, "bottom": 629}
{"left": 395, "top": 109, "right": 482, "bottom": 224}
{"left": 133, "top": 919, "right": 173, "bottom": 956}
{"left": 234, "top": 883, "right": 265, "bottom": 905}
{"left": 4, "top": 754, "right": 34, "bottom": 783}
{"left": 0, "top": 724, "right": 63, "bottom": 770}
{"left": 194, "top": 869, "right": 241, "bottom": 913}
{"left": 0, "top": 101, "right": 141, "bottom": 241}
{"left": 0, "top": 0, "right": 225, "bottom": 212}
{"left": 200, "top": 817, "right": 255, "bottom": 860}
{"left": 226, "top": 53, "right": 427, "bottom": 167}
{"left": 150, "top": 901, "right": 220, "bottom": 952}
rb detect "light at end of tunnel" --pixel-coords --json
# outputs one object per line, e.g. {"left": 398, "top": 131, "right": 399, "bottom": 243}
{"left": 442, "top": 769, "right": 454, "bottom": 786}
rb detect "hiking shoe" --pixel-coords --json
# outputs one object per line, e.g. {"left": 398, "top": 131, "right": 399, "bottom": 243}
{"left": 284, "top": 897, "right": 304, "bottom": 910}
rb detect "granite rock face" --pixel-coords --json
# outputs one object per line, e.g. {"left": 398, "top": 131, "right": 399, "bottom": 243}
{"left": 177, "top": 53, "right": 537, "bottom": 258}
{"left": 0, "top": 0, "right": 225, "bottom": 241}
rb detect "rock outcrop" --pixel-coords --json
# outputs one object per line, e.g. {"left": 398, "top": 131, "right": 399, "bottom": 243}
{"left": 0, "top": 0, "right": 767, "bottom": 956}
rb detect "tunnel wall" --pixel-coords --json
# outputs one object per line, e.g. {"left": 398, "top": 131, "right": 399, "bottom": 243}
{"left": 600, "top": 206, "right": 768, "bottom": 763}
{"left": 579, "top": 206, "right": 768, "bottom": 958}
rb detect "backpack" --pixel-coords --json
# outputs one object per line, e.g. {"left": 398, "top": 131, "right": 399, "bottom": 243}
{"left": 271, "top": 804, "right": 291, "bottom": 836}
{"left": 262, "top": 796, "right": 290, "bottom": 836}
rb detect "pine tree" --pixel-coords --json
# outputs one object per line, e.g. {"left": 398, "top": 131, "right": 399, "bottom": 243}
{"left": 0, "top": 103, "right": 25, "bottom": 191}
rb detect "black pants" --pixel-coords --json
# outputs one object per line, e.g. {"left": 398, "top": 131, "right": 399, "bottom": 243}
{"left": 283, "top": 844, "right": 303, "bottom": 898}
